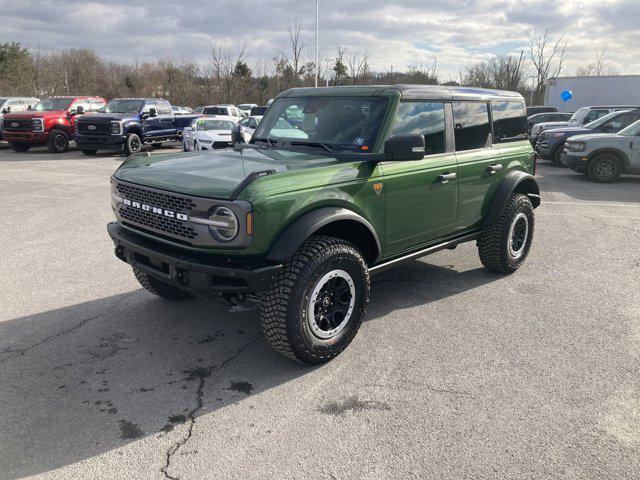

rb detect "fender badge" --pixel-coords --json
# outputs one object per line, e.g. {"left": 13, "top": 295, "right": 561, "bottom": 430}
{"left": 373, "top": 183, "right": 383, "bottom": 195}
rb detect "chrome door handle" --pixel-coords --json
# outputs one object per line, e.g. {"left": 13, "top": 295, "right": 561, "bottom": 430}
{"left": 488, "top": 164, "right": 503, "bottom": 174}
{"left": 437, "top": 172, "right": 457, "bottom": 183}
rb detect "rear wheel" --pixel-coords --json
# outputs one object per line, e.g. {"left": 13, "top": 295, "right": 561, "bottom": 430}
{"left": 9, "top": 142, "right": 30, "bottom": 152}
{"left": 477, "top": 193, "right": 534, "bottom": 274}
{"left": 260, "top": 236, "right": 370, "bottom": 364}
{"left": 46, "top": 129, "right": 69, "bottom": 153}
{"left": 133, "top": 267, "right": 194, "bottom": 301}
{"left": 81, "top": 149, "right": 97, "bottom": 155}
{"left": 124, "top": 133, "right": 142, "bottom": 155}
{"left": 588, "top": 154, "right": 622, "bottom": 183}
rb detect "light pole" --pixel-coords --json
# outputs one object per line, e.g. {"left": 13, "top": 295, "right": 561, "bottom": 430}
{"left": 315, "top": 0, "right": 319, "bottom": 87}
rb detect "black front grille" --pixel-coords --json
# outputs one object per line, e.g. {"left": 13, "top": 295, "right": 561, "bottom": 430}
{"left": 118, "top": 205, "right": 198, "bottom": 240}
{"left": 115, "top": 182, "right": 196, "bottom": 212}
{"left": 78, "top": 122, "right": 112, "bottom": 134}
{"left": 3, "top": 118, "right": 32, "bottom": 132}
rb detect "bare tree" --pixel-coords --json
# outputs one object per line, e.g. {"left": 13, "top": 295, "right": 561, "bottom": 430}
{"left": 576, "top": 44, "right": 618, "bottom": 76}
{"left": 208, "top": 42, "right": 247, "bottom": 103}
{"left": 346, "top": 49, "right": 371, "bottom": 85}
{"left": 463, "top": 52, "right": 526, "bottom": 91}
{"left": 528, "top": 30, "right": 567, "bottom": 105}
{"left": 279, "top": 17, "right": 306, "bottom": 83}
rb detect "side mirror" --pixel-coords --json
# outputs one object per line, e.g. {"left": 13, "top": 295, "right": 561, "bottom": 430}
{"left": 231, "top": 125, "right": 244, "bottom": 149}
{"left": 149, "top": 108, "right": 157, "bottom": 117}
{"left": 384, "top": 134, "right": 425, "bottom": 161}
{"left": 76, "top": 105, "right": 84, "bottom": 115}
{"left": 27, "top": 105, "right": 32, "bottom": 110}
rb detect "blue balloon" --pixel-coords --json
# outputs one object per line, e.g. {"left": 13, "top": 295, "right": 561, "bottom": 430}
{"left": 561, "top": 90, "right": 572, "bottom": 102}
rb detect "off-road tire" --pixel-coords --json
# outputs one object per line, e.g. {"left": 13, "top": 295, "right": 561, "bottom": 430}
{"left": 133, "top": 267, "right": 194, "bottom": 301}
{"left": 10, "top": 142, "right": 30, "bottom": 152}
{"left": 587, "top": 154, "right": 622, "bottom": 183}
{"left": 260, "top": 235, "right": 370, "bottom": 364}
{"left": 81, "top": 149, "right": 97, "bottom": 155}
{"left": 46, "top": 129, "right": 69, "bottom": 153}
{"left": 124, "top": 133, "right": 142, "bottom": 155}
{"left": 477, "top": 193, "right": 534, "bottom": 274}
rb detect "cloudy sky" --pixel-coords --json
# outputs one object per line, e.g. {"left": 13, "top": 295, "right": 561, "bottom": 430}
{"left": 2, "top": 0, "right": 638, "bottom": 82}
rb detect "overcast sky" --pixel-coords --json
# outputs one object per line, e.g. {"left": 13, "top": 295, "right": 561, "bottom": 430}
{"left": 2, "top": 0, "right": 638, "bottom": 82}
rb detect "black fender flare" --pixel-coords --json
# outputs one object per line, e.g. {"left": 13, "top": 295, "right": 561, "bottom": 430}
{"left": 588, "top": 148, "right": 630, "bottom": 169}
{"left": 483, "top": 171, "right": 540, "bottom": 226}
{"left": 265, "top": 207, "right": 381, "bottom": 262}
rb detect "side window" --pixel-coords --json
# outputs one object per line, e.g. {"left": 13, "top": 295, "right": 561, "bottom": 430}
{"left": 492, "top": 101, "right": 527, "bottom": 143}
{"left": 452, "top": 102, "right": 491, "bottom": 151}
{"left": 390, "top": 101, "right": 446, "bottom": 155}
{"left": 603, "top": 112, "right": 640, "bottom": 132}
{"left": 142, "top": 101, "right": 156, "bottom": 114}
{"left": 249, "top": 118, "right": 258, "bottom": 129}
{"left": 238, "top": 118, "right": 249, "bottom": 127}
{"left": 584, "top": 109, "right": 608, "bottom": 124}
{"left": 156, "top": 101, "right": 171, "bottom": 114}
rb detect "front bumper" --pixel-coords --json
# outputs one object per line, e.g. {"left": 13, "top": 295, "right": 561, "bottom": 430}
{"left": 108, "top": 222, "right": 282, "bottom": 296}
{"left": 561, "top": 152, "right": 587, "bottom": 173}
{"left": 76, "top": 133, "right": 125, "bottom": 151}
{"left": 2, "top": 131, "right": 48, "bottom": 144}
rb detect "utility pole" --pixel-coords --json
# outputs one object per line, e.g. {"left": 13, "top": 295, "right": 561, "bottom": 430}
{"left": 315, "top": 0, "right": 319, "bottom": 87}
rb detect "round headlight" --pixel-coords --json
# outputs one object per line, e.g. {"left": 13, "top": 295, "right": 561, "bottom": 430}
{"left": 209, "top": 206, "right": 238, "bottom": 242}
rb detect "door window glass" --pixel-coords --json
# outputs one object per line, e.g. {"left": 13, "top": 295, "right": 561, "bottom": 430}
{"left": 584, "top": 109, "right": 609, "bottom": 123}
{"left": 452, "top": 102, "right": 491, "bottom": 151}
{"left": 142, "top": 101, "right": 156, "bottom": 114}
{"left": 492, "top": 101, "right": 527, "bottom": 143}
{"left": 390, "top": 101, "right": 446, "bottom": 155}
{"left": 157, "top": 101, "right": 171, "bottom": 114}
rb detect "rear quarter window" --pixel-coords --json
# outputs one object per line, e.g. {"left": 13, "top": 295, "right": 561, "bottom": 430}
{"left": 492, "top": 101, "right": 527, "bottom": 143}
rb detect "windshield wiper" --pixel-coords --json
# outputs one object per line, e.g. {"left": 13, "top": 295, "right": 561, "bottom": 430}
{"left": 288, "top": 141, "right": 334, "bottom": 153}
{"left": 252, "top": 137, "right": 277, "bottom": 148}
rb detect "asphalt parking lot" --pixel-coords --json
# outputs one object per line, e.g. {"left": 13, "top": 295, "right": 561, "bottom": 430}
{"left": 1, "top": 143, "right": 639, "bottom": 480}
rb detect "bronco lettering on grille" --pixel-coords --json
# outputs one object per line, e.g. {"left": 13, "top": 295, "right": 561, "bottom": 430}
{"left": 122, "top": 198, "right": 189, "bottom": 221}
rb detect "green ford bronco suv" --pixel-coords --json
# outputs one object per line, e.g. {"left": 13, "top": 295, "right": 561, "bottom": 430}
{"left": 108, "top": 85, "right": 540, "bottom": 364}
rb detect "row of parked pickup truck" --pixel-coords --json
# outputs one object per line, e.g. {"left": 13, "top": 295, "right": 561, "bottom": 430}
{"left": 529, "top": 105, "right": 640, "bottom": 182}
{"left": 0, "top": 95, "right": 266, "bottom": 155}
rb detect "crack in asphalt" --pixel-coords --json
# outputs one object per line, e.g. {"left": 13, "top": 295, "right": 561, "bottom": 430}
{"left": 0, "top": 291, "right": 139, "bottom": 366}
{"left": 161, "top": 337, "right": 260, "bottom": 480}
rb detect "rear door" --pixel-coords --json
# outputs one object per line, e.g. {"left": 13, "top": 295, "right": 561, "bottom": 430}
{"left": 382, "top": 100, "right": 459, "bottom": 255}
{"left": 453, "top": 101, "right": 505, "bottom": 230}
{"left": 156, "top": 101, "right": 175, "bottom": 137}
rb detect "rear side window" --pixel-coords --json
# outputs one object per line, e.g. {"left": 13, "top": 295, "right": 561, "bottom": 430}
{"left": 584, "top": 109, "right": 609, "bottom": 124}
{"left": 390, "top": 101, "right": 446, "bottom": 155}
{"left": 492, "top": 101, "right": 527, "bottom": 143}
{"left": 452, "top": 102, "right": 491, "bottom": 151}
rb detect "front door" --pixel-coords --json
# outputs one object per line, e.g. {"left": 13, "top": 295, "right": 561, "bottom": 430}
{"left": 142, "top": 100, "right": 160, "bottom": 138}
{"left": 382, "top": 100, "right": 458, "bottom": 256}
{"left": 452, "top": 101, "right": 504, "bottom": 230}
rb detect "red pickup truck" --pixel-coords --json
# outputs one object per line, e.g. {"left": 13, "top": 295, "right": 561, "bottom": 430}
{"left": 2, "top": 96, "right": 106, "bottom": 153}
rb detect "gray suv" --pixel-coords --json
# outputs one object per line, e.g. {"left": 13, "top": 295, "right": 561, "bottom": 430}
{"left": 0, "top": 97, "right": 39, "bottom": 140}
{"left": 562, "top": 119, "right": 640, "bottom": 182}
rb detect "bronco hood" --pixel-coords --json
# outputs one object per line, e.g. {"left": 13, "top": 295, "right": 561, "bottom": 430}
{"left": 114, "top": 147, "right": 344, "bottom": 200}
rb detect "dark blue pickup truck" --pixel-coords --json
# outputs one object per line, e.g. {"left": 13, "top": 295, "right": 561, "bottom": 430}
{"left": 75, "top": 98, "right": 200, "bottom": 155}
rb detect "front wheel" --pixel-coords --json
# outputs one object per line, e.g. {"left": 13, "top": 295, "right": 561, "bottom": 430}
{"left": 588, "top": 154, "right": 622, "bottom": 183}
{"left": 477, "top": 193, "right": 534, "bottom": 274}
{"left": 124, "top": 133, "right": 142, "bottom": 155}
{"left": 46, "top": 129, "right": 69, "bottom": 153}
{"left": 260, "top": 236, "right": 370, "bottom": 364}
{"left": 552, "top": 145, "right": 566, "bottom": 166}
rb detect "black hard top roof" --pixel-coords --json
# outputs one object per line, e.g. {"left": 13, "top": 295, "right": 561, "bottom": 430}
{"left": 280, "top": 84, "right": 525, "bottom": 102}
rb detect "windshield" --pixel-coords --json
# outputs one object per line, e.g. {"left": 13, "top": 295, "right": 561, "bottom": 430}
{"left": 0, "top": 99, "right": 6, "bottom": 106}
{"left": 99, "top": 99, "right": 144, "bottom": 114}
{"left": 195, "top": 119, "right": 236, "bottom": 131}
{"left": 33, "top": 98, "right": 73, "bottom": 112}
{"left": 569, "top": 107, "right": 589, "bottom": 122}
{"left": 618, "top": 119, "right": 640, "bottom": 137}
{"left": 584, "top": 110, "right": 629, "bottom": 129}
{"left": 253, "top": 96, "right": 388, "bottom": 151}
{"left": 203, "top": 107, "right": 228, "bottom": 115}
